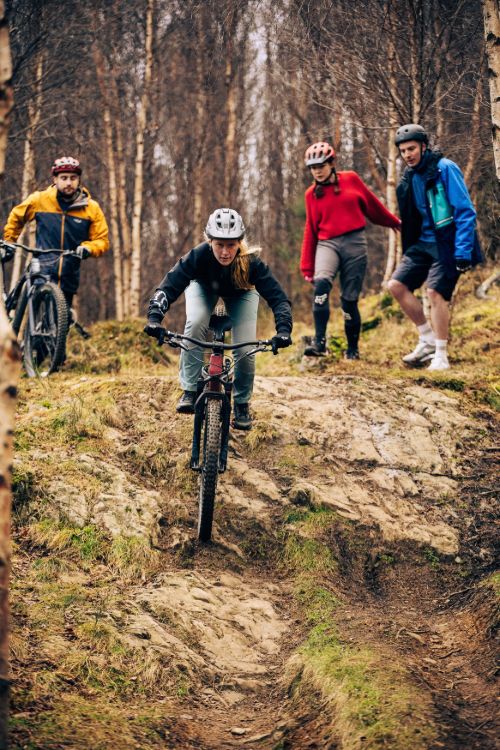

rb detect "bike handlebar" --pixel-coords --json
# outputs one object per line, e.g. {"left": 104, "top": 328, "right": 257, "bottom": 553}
{"left": 0, "top": 240, "right": 82, "bottom": 258}
{"left": 164, "top": 329, "right": 273, "bottom": 351}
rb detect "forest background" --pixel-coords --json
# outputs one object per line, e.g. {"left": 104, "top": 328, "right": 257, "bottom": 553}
{"left": 1, "top": 0, "right": 498, "bottom": 327}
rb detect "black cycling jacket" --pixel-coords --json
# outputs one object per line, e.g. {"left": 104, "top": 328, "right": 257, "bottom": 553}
{"left": 148, "top": 242, "right": 292, "bottom": 334}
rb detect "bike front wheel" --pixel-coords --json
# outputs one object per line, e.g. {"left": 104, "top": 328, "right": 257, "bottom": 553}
{"left": 198, "top": 398, "right": 222, "bottom": 542}
{"left": 23, "top": 282, "right": 69, "bottom": 377}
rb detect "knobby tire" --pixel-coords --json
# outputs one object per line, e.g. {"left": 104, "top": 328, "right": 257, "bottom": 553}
{"left": 23, "top": 282, "right": 68, "bottom": 377}
{"left": 198, "top": 398, "right": 222, "bottom": 542}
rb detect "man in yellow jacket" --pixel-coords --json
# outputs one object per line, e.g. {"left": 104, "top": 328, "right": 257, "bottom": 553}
{"left": 3, "top": 156, "right": 109, "bottom": 308}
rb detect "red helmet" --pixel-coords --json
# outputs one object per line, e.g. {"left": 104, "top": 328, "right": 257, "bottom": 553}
{"left": 304, "top": 142, "right": 335, "bottom": 167}
{"left": 51, "top": 156, "right": 82, "bottom": 176}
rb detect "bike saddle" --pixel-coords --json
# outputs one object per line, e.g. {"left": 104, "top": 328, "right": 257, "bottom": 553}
{"left": 209, "top": 313, "right": 232, "bottom": 339}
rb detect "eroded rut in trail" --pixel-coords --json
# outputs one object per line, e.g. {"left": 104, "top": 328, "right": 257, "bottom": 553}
{"left": 14, "top": 373, "right": 498, "bottom": 749}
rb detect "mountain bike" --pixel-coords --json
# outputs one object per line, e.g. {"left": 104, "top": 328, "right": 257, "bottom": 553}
{"left": 155, "top": 305, "right": 277, "bottom": 542}
{"left": 0, "top": 240, "right": 81, "bottom": 377}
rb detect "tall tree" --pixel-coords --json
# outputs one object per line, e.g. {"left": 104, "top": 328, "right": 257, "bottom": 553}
{"left": 130, "top": 0, "right": 155, "bottom": 317}
{"left": 483, "top": 0, "right": 500, "bottom": 180}
{"left": 0, "top": 4, "right": 20, "bottom": 747}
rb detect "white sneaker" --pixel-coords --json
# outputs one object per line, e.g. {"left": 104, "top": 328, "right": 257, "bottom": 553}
{"left": 402, "top": 339, "right": 436, "bottom": 366}
{"left": 427, "top": 354, "right": 450, "bottom": 371}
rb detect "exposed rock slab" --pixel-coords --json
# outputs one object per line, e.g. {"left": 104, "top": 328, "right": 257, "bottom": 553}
{"left": 123, "top": 570, "right": 287, "bottom": 688}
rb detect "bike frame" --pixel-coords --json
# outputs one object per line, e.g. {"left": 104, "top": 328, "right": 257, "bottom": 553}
{"left": 7, "top": 266, "right": 53, "bottom": 338}
{"left": 0, "top": 240, "right": 81, "bottom": 366}
{"left": 191, "top": 354, "right": 233, "bottom": 473}
{"left": 163, "top": 329, "right": 272, "bottom": 476}
{"left": 1, "top": 242, "right": 78, "bottom": 321}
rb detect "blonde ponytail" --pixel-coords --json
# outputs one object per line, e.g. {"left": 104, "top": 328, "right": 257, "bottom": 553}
{"left": 231, "top": 239, "right": 261, "bottom": 290}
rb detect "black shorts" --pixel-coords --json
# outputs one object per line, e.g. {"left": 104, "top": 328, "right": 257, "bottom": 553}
{"left": 391, "top": 243, "right": 459, "bottom": 302}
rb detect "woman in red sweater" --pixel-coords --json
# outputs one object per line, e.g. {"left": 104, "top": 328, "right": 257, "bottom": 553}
{"left": 301, "top": 142, "right": 401, "bottom": 357}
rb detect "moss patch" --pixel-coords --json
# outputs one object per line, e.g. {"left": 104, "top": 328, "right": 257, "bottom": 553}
{"left": 284, "top": 511, "right": 439, "bottom": 749}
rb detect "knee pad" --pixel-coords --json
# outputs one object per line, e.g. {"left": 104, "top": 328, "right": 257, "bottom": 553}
{"left": 313, "top": 278, "right": 332, "bottom": 308}
{"left": 340, "top": 297, "right": 359, "bottom": 322}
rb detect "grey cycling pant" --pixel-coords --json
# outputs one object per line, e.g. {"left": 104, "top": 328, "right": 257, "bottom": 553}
{"left": 313, "top": 228, "right": 367, "bottom": 301}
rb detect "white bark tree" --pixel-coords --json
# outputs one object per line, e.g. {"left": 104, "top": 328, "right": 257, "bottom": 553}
{"left": 130, "top": 0, "right": 155, "bottom": 317}
{"left": 9, "top": 52, "right": 44, "bottom": 290}
{"left": 0, "top": 4, "right": 20, "bottom": 747}
{"left": 483, "top": 0, "right": 500, "bottom": 180}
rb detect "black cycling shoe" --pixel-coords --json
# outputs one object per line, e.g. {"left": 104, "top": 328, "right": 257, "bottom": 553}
{"left": 233, "top": 403, "right": 252, "bottom": 431}
{"left": 176, "top": 390, "right": 196, "bottom": 414}
{"left": 344, "top": 348, "right": 360, "bottom": 360}
{"left": 304, "top": 338, "right": 326, "bottom": 357}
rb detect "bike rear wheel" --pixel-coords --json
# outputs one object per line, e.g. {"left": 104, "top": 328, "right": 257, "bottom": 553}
{"left": 23, "top": 282, "right": 69, "bottom": 377}
{"left": 198, "top": 398, "right": 222, "bottom": 542}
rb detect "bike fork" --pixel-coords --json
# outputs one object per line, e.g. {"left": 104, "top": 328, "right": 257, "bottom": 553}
{"left": 190, "top": 396, "right": 204, "bottom": 471}
{"left": 218, "top": 382, "right": 232, "bottom": 472}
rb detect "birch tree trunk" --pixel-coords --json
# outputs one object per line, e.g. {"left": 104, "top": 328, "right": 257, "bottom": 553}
{"left": 222, "top": 2, "right": 239, "bottom": 204}
{"left": 104, "top": 107, "right": 123, "bottom": 321}
{"left": 463, "top": 70, "right": 484, "bottom": 188}
{"left": 0, "top": 307, "right": 20, "bottom": 750}
{"left": 193, "top": 7, "right": 207, "bottom": 240}
{"left": 362, "top": 131, "right": 386, "bottom": 195}
{"left": 223, "top": 54, "right": 238, "bottom": 202}
{"left": 0, "top": 4, "right": 17, "bottom": 746}
{"left": 0, "top": 0, "right": 13, "bottom": 175}
{"left": 483, "top": 0, "right": 500, "bottom": 180}
{"left": 383, "top": 127, "right": 399, "bottom": 285}
{"left": 10, "top": 53, "right": 44, "bottom": 290}
{"left": 92, "top": 43, "right": 124, "bottom": 320}
{"left": 130, "top": 0, "right": 154, "bottom": 317}
{"left": 409, "top": 6, "right": 423, "bottom": 122}
{"left": 111, "top": 77, "right": 132, "bottom": 317}
{"left": 383, "top": 27, "right": 401, "bottom": 286}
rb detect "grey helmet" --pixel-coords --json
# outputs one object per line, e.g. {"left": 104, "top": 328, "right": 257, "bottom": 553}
{"left": 395, "top": 124, "right": 428, "bottom": 145}
{"left": 205, "top": 208, "right": 245, "bottom": 240}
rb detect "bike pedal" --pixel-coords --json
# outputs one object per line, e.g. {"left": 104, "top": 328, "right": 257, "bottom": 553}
{"left": 74, "top": 321, "right": 91, "bottom": 339}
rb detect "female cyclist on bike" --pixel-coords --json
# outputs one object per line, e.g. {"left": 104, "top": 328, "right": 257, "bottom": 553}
{"left": 145, "top": 208, "right": 292, "bottom": 430}
{"left": 301, "top": 141, "right": 401, "bottom": 359}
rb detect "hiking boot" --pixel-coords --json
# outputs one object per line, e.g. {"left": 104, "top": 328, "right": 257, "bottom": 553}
{"left": 427, "top": 353, "right": 450, "bottom": 371}
{"left": 304, "top": 337, "right": 326, "bottom": 357}
{"left": 402, "top": 339, "right": 435, "bottom": 366}
{"left": 176, "top": 390, "right": 196, "bottom": 414}
{"left": 344, "top": 348, "right": 360, "bottom": 360}
{"left": 233, "top": 403, "right": 252, "bottom": 431}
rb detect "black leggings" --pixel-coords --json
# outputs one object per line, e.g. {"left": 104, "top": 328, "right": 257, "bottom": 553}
{"left": 340, "top": 297, "right": 361, "bottom": 351}
{"left": 312, "top": 280, "right": 361, "bottom": 351}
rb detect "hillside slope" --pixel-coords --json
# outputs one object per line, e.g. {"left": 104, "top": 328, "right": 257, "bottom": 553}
{"left": 9, "top": 279, "right": 499, "bottom": 750}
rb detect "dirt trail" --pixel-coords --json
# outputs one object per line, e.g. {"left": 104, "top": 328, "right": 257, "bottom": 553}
{"left": 11, "top": 371, "right": 498, "bottom": 749}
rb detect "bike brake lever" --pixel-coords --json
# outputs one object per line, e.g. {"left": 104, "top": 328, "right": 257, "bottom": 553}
{"left": 165, "top": 334, "right": 188, "bottom": 351}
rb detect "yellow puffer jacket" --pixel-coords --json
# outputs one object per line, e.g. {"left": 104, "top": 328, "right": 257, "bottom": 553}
{"left": 3, "top": 185, "right": 109, "bottom": 257}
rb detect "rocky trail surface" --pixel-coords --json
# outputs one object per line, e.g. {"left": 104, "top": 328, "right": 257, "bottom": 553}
{"left": 10, "top": 369, "right": 499, "bottom": 750}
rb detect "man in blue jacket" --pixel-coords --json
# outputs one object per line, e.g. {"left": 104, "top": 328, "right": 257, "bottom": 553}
{"left": 387, "top": 124, "right": 481, "bottom": 371}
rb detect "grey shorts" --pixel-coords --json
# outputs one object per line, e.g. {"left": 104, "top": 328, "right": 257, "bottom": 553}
{"left": 391, "top": 242, "right": 459, "bottom": 302}
{"left": 314, "top": 229, "right": 368, "bottom": 301}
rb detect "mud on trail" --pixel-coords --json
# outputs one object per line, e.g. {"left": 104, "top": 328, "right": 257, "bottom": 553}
{"left": 9, "top": 368, "right": 499, "bottom": 750}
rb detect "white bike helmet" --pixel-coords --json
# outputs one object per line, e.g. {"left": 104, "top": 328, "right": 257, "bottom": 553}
{"left": 205, "top": 208, "right": 245, "bottom": 240}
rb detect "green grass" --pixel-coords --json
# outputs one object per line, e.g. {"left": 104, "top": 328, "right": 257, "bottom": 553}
{"left": 295, "top": 624, "right": 438, "bottom": 749}
{"left": 423, "top": 546, "right": 441, "bottom": 569}
{"left": 482, "top": 572, "right": 500, "bottom": 597}
{"left": 28, "top": 519, "right": 109, "bottom": 561}
{"left": 283, "top": 510, "right": 439, "bottom": 749}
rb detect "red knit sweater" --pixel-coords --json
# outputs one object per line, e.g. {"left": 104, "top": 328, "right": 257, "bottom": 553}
{"left": 300, "top": 171, "right": 400, "bottom": 278}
